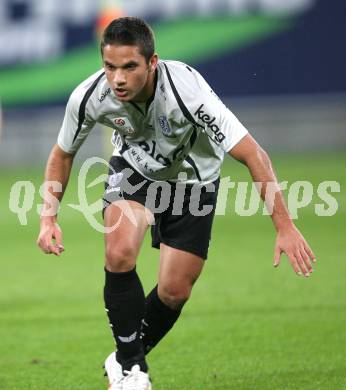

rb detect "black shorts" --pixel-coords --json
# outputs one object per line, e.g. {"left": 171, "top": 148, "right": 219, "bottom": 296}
{"left": 103, "top": 156, "right": 219, "bottom": 259}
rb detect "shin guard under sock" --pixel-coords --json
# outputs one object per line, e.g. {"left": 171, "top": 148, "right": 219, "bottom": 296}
{"left": 104, "top": 267, "right": 147, "bottom": 372}
{"left": 141, "top": 285, "right": 182, "bottom": 354}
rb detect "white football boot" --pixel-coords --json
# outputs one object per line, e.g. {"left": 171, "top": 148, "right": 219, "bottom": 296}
{"left": 122, "top": 364, "right": 152, "bottom": 390}
{"left": 104, "top": 352, "right": 124, "bottom": 390}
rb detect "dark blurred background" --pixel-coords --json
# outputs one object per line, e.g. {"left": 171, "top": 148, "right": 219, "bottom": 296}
{"left": 0, "top": 0, "right": 345, "bottom": 166}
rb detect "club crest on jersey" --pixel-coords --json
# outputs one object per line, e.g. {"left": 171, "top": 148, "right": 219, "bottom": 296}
{"left": 159, "top": 116, "right": 172, "bottom": 136}
{"left": 114, "top": 117, "right": 135, "bottom": 135}
{"left": 114, "top": 118, "right": 125, "bottom": 126}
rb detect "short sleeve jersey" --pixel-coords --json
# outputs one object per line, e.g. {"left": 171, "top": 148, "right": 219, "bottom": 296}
{"left": 58, "top": 60, "right": 248, "bottom": 183}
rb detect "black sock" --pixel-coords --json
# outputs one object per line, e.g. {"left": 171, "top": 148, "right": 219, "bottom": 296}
{"left": 141, "top": 285, "right": 182, "bottom": 354}
{"left": 104, "top": 267, "right": 147, "bottom": 372}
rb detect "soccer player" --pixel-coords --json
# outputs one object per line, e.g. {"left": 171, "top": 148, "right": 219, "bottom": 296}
{"left": 37, "top": 17, "right": 316, "bottom": 390}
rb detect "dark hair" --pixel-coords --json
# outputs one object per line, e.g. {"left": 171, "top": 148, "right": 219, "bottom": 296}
{"left": 101, "top": 17, "right": 155, "bottom": 62}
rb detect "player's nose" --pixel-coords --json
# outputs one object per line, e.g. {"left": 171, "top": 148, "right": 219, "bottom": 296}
{"left": 113, "top": 69, "right": 126, "bottom": 86}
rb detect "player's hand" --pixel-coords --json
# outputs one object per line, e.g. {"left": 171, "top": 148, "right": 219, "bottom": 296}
{"left": 273, "top": 224, "right": 316, "bottom": 277}
{"left": 37, "top": 219, "right": 65, "bottom": 256}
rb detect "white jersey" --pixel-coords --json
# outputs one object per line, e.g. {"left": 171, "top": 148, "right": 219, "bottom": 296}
{"left": 58, "top": 60, "right": 248, "bottom": 183}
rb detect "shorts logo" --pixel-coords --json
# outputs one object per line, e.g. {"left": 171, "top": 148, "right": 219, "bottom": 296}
{"left": 114, "top": 117, "right": 136, "bottom": 135}
{"left": 194, "top": 104, "right": 225, "bottom": 143}
{"left": 108, "top": 172, "right": 123, "bottom": 189}
{"left": 159, "top": 116, "right": 172, "bottom": 136}
{"left": 111, "top": 130, "right": 123, "bottom": 150}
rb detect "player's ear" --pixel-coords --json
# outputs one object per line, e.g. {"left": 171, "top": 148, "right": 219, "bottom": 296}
{"left": 149, "top": 53, "right": 158, "bottom": 72}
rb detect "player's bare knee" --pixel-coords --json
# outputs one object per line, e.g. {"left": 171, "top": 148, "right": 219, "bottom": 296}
{"left": 158, "top": 284, "right": 191, "bottom": 311}
{"left": 105, "top": 245, "right": 136, "bottom": 272}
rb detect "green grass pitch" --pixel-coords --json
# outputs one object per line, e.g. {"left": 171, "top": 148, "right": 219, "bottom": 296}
{"left": 0, "top": 153, "right": 345, "bottom": 389}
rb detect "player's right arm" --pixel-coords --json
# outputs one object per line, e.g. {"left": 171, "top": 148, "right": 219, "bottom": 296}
{"left": 36, "top": 71, "right": 101, "bottom": 255}
{"left": 37, "top": 144, "right": 74, "bottom": 256}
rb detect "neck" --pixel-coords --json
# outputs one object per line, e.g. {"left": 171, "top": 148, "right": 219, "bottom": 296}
{"left": 133, "top": 69, "right": 157, "bottom": 103}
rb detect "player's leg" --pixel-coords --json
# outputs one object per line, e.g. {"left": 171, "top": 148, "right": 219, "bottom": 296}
{"left": 158, "top": 243, "right": 204, "bottom": 309}
{"left": 141, "top": 179, "right": 219, "bottom": 354}
{"left": 141, "top": 244, "right": 204, "bottom": 353}
{"left": 104, "top": 199, "right": 150, "bottom": 374}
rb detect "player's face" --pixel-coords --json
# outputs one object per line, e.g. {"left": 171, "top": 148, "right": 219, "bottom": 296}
{"left": 102, "top": 44, "right": 158, "bottom": 103}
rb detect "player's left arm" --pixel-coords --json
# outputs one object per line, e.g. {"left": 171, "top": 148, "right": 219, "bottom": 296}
{"left": 229, "top": 133, "right": 316, "bottom": 277}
